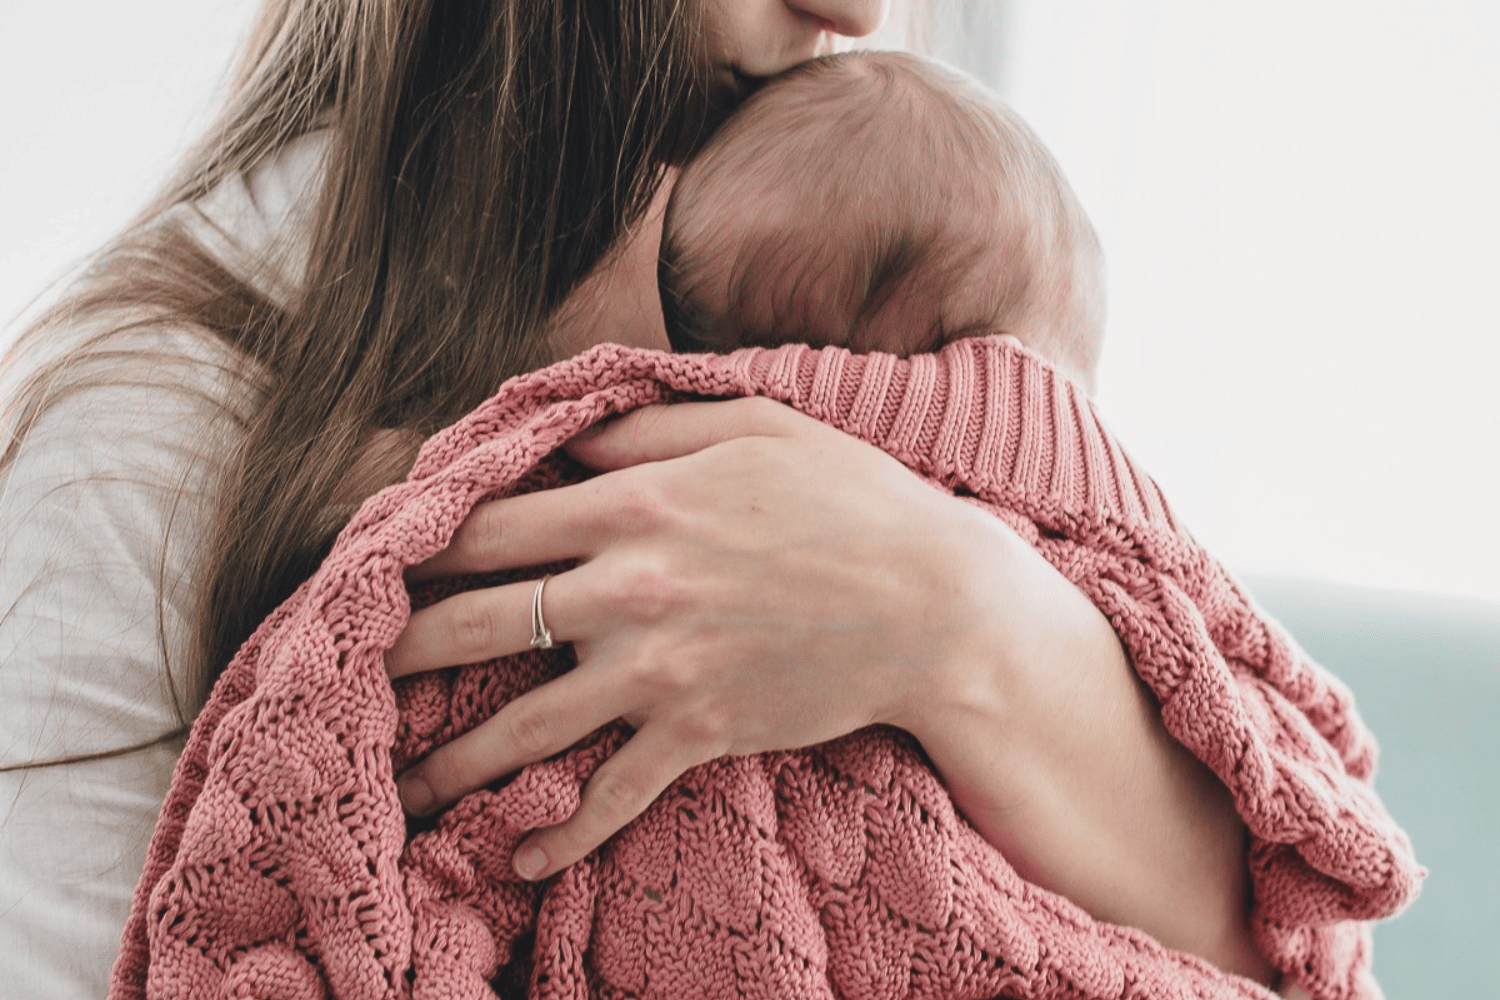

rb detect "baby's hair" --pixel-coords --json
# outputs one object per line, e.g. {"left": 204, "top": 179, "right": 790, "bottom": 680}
{"left": 661, "top": 52, "right": 1104, "bottom": 383}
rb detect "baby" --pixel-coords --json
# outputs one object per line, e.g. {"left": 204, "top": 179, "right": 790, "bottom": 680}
{"left": 660, "top": 51, "right": 1105, "bottom": 394}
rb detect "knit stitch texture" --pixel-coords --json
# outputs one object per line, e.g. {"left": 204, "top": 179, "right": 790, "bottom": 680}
{"left": 109, "top": 338, "right": 1421, "bottom": 1000}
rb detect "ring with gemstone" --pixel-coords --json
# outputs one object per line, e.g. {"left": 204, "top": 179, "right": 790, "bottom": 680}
{"left": 530, "top": 574, "right": 556, "bottom": 650}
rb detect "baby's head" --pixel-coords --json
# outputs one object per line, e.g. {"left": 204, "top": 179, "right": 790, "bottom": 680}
{"left": 661, "top": 52, "right": 1105, "bottom": 391}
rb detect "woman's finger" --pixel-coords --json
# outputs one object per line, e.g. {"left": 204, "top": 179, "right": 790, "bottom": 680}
{"left": 511, "top": 720, "right": 706, "bottom": 881}
{"left": 564, "top": 396, "right": 804, "bottom": 471}
{"left": 387, "top": 570, "right": 581, "bottom": 677}
{"left": 413, "top": 399, "right": 816, "bottom": 583}
{"left": 396, "top": 656, "right": 637, "bottom": 816}
{"left": 408, "top": 478, "right": 617, "bottom": 581}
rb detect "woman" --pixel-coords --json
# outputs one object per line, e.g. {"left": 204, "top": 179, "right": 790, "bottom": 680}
{"left": 1, "top": 1, "right": 1292, "bottom": 995}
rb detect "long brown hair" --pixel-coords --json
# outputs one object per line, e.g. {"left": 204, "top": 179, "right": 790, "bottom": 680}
{"left": 1, "top": 0, "right": 711, "bottom": 742}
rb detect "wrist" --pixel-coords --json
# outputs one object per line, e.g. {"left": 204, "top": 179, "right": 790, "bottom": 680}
{"left": 887, "top": 501, "right": 1276, "bottom": 983}
{"left": 892, "top": 502, "right": 1101, "bottom": 754}
{"left": 888, "top": 503, "right": 1071, "bottom": 833}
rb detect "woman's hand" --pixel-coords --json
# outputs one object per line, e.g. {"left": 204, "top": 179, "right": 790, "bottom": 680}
{"left": 386, "top": 395, "right": 1277, "bottom": 986}
{"left": 386, "top": 397, "right": 1009, "bottom": 859}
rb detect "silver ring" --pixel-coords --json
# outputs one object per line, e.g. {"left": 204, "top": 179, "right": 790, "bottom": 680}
{"left": 530, "top": 574, "right": 556, "bottom": 650}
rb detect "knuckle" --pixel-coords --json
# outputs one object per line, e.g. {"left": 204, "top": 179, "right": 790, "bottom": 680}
{"left": 737, "top": 395, "right": 796, "bottom": 430}
{"left": 724, "top": 432, "right": 783, "bottom": 467}
{"left": 740, "top": 395, "right": 785, "bottom": 420}
{"left": 467, "top": 503, "right": 508, "bottom": 560}
{"left": 623, "top": 640, "right": 700, "bottom": 702}
{"left": 588, "top": 767, "right": 648, "bottom": 819}
{"left": 446, "top": 596, "right": 498, "bottom": 660}
{"left": 503, "top": 705, "right": 554, "bottom": 759}
{"left": 606, "top": 481, "right": 672, "bottom": 535}
{"left": 669, "top": 706, "right": 731, "bottom": 749}
{"left": 611, "top": 559, "right": 685, "bottom": 625}
{"left": 422, "top": 747, "right": 469, "bottom": 800}
{"left": 446, "top": 503, "right": 490, "bottom": 563}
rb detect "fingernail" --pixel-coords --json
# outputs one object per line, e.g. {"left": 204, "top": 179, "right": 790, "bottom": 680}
{"left": 514, "top": 844, "right": 548, "bottom": 880}
{"left": 398, "top": 773, "right": 435, "bottom": 816}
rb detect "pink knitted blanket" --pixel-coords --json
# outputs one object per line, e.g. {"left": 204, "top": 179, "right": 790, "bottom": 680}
{"left": 110, "top": 338, "right": 1421, "bottom": 1000}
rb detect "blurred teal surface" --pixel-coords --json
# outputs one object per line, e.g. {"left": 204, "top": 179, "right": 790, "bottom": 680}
{"left": 1246, "top": 577, "right": 1499, "bottom": 999}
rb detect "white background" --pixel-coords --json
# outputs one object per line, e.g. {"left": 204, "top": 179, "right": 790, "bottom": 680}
{"left": 946, "top": 1, "right": 1500, "bottom": 605}
{"left": 4, "top": 2, "right": 1498, "bottom": 605}
{"left": 0, "top": 1, "right": 255, "bottom": 327}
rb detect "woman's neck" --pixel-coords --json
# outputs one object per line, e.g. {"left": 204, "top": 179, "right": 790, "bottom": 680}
{"left": 547, "top": 170, "right": 677, "bottom": 361}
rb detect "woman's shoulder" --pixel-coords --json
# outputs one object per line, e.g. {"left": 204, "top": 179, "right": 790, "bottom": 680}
{"left": 170, "top": 128, "right": 329, "bottom": 308}
{"left": 0, "top": 132, "right": 329, "bottom": 996}
{"left": 1, "top": 318, "right": 258, "bottom": 486}
{"left": 0, "top": 297, "right": 263, "bottom": 768}
{"left": 0, "top": 317, "right": 249, "bottom": 743}
{"left": 0, "top": 128, "right": 332, "bottom": 723}
{"left": 0, "top": 317, "right": 253, "bottom": 998}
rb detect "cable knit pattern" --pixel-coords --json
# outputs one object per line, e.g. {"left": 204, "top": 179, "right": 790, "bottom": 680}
{"left": 109, "top": 337, "right": 1420, "bottom": 1000}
